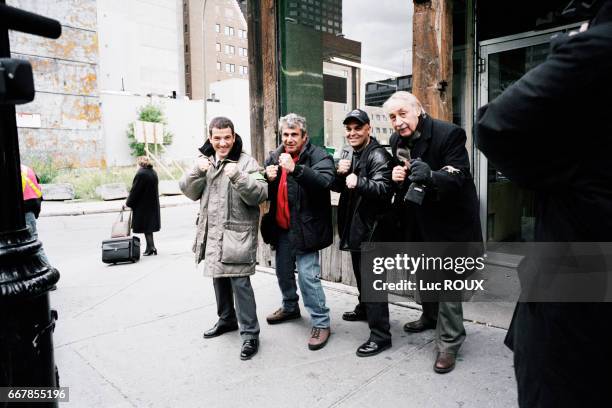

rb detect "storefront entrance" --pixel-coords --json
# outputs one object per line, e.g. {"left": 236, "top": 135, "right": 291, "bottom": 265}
{"left": 476, "top": 23, "right": 582, "bottom": 250}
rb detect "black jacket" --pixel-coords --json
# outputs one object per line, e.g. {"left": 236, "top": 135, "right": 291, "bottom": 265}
{"left": 390, "top": 115, "right": 482, "bottom": 244}
{"left": 476, "top": 3, "right": 612, "bottom": 407}
{"left": 264, "top": 141, "right": 334, "bottom": 252}
{"left": 331, "top": 137, "right": 394, "bottom": 251}
{"left": 126, "top": 166, "right": 161, "bottom": 234}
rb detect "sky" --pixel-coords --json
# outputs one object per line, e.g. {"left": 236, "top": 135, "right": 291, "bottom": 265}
{"left": 342, "top": 0, "right": 413, "bottom": 81}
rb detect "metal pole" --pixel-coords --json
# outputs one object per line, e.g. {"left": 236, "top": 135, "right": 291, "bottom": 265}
{"left": 0, "top": 2, "right": 61, "bottom": 406}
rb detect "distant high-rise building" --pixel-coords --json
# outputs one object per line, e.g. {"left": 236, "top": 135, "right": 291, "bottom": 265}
{"left": 286, "top": 0, "right": 342, "bottom": 35}
{"left": 365, "top": 75, "right": 412, "bottom": 107}
{"left": 183, "top": 0, "right": 249, "bottom": 100}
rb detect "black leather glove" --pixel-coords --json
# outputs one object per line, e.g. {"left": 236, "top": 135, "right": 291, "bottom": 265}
{"left": 408, "top": 158, "right": 433, "bottom": 185}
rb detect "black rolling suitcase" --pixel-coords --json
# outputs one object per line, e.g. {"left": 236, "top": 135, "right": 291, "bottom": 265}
{"left": 102, "top": 236, "right": 140, "bottom": 264}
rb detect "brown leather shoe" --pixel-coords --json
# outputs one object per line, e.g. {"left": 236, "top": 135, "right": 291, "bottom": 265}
{"left": 308, "top": 327, "right": 330, "bottom": 350}
{"left": 403, "top": 315, "right": 437, "bottom": 333}
{"left": 434, "top": 352, "right": 456, "bottom": 374}
{"left": 266, "top": 307, "right": 301, "bottom": 325}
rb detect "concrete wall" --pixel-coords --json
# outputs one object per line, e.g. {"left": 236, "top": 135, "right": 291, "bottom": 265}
{"left": 100, "top": 93, "right": 205, "bottom": 167}
{"left": 100, "top": 82, "right": 251, "bottom": 167}
{"left": 9, "top": 0, "right": 104, "bottom": 167}
{"left": 209, "top": 78, "right": 251, "bottom": 153}
{"left": 97, "top": 0, "right": 185, "bottom": 97}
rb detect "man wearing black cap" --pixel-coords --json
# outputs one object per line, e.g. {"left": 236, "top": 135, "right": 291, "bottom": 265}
{"left": 332, "top": 109, "right": 395, "bottom": 356}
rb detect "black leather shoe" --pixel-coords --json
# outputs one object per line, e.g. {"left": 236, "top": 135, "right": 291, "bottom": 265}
{"left": 240, "top": 339, "right": 259, "bottom": 360}
{"left": 143, "top": 248, "right": 157, "bottom": 256}
{"left": 356, "top": 340, "right": 391, "bottom": 357}
{"left": 403, "top": 316, "right": 437, "bottom": 333}
{"left": 202, "top": 322, "right": 238, "bottom": 339}
{"left": 342, "top": 307, "right": 367, "bottom": 322}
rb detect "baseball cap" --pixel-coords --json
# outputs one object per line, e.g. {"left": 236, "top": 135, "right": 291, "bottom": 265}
{"left": 343, "top": 109, "right": 370, "bottom": 125}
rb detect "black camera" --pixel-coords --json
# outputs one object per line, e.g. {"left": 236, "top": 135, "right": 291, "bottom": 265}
{"left": 396, "top": 147, "right": 427, "bottom": 205}
{"left": 0, "top": 58, "right": 35, "bottom": 105}
{"left": 405, "top": 180, "right": 426, "bottom": 205}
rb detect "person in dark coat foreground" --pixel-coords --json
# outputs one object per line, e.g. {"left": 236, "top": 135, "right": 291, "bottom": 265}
{"left": 126, "top": 156, "right": 161, "bottom": 255}
{"left": 476, "top": 1, "right": 612, "bottom": 406}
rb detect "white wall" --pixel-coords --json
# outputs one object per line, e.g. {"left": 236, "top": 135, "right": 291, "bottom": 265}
{"left": 101, "top": 93, "right": 204, "bottom": 167}
{"left": 208, "top": 78, "right": 251, "bottom": 153}
{"left": 101, "top": 89, "right": 252, "bottom": 167}
{"left": 97, "top": 0, "right": 185, "bottom": 97}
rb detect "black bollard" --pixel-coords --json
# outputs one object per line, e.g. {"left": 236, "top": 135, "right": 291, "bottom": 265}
{"left": 0, "top": 2, "right": 62, "bottom": 407}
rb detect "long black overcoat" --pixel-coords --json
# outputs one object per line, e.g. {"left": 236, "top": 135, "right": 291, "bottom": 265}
{"left": 390, "top": 115, "right": 482, "bottom": 244}
{"left": 126, "top": 166, "right": 161, "bottom": 233}
{"left": 476, "top": 3, "right": 612, "bottom": 406}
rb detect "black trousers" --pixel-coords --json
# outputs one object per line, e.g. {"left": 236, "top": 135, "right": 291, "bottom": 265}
{"left": 212, "top": 277, "right": 260, "bottom": 340}
{"left": 351, "top": 251, "right": 391, "bottom": 343}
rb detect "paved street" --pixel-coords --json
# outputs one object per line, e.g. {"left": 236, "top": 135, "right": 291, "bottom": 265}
{"left": 39, "top": 204, "right": 518, "bottom": 408}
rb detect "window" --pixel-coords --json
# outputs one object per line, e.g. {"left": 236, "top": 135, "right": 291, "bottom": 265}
{"left": 239, "top": 47, "right": 247, "bottom": 57}
{"left": 239, "top": 29, "right": 247, "bottom": 39}
{"left": 216, "top": 61, "right": 221, "bottom": 71}
{"left": 240, "top": 65, "right": 248, "bottom": 75}
{"left": 215, "top": 23, "right": 220, "bottom": 33}
{"left": 225, "top": 44, "right": 235, "bottom": 55}
{"left": 185, "top": 63, "right": 189, "bottom": 73}
{"left": 216, "top": 42, "right": 221, "bottom": 52}
{"left": 184, "top": 23, "right": 188, "bottom": 33}
{"left": 224, "top": 26, "right": 234, "bottom": 36}
{"left": 225, "top": 63, "right": 235, "bottom": 73}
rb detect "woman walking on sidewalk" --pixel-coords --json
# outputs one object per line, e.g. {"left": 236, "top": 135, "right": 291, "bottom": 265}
{"left": 126, "top": 156, "right": 161, "bottom": 255}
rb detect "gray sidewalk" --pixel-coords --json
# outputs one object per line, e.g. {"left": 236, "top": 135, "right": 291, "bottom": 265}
{"left": 40, "top": 194, "right": 194, "bottom": 217}
{"left": 41, "top": 207, "right": 518, "bottom": 408}
{"left": 52, "top": 265, "right": 517, "bottom": 408}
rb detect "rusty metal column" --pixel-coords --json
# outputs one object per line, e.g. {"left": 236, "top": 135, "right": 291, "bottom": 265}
{"left": 0, "top": 2, "right": 61, "bottom": 407}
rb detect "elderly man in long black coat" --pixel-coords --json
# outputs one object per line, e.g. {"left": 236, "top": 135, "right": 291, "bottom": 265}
{"left": 476, "top": 2, "right": 612, "bottom": 406}
{"left": 385, "top": 91, "right": 482, "bottom": 374}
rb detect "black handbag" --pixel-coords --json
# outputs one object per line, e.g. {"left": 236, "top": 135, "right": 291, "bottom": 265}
{"left": 260, "top": 210, "right": 277, "bottom": 245}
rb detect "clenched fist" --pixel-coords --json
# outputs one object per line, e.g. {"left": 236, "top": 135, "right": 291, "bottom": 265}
{"left": 337, "top": 159, "right": 351, "bottom": 175}
{"left": 265, "top": 165, "right": 279, "bottom": 182}
{"left": 198, "top": 156, "right": 211, "bottom": 172}
{"left": 223, "top": 162, "right": 239, "bottom": 179}
{"left": 346, "top": 173, "right": 358, "bottom": 189}
{"left": 279, "top": 153, "right": 296, "bottom": 173}
{"left": 392, "top": 164, "right": 408, "bottom": 183}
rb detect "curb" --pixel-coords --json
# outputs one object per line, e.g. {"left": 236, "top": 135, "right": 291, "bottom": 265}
{"left": 40, "top": 199, "right": 197, "bottom": 218}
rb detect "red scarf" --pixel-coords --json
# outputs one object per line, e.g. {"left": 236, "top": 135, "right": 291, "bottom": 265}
{"left": 275, "top": 152, "right": 300, "bottom": 230}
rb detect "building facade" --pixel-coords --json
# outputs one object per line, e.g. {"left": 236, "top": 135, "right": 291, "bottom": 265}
{"left": 183, "top": 0, "right": 249, "bottom": 100}
{"left": 9, "top": 0, "right": 104, "bottom": 167}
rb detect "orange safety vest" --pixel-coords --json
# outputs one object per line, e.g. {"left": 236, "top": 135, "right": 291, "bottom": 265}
{"left": 21, "top": 164, "right": 43, "bottom": 201}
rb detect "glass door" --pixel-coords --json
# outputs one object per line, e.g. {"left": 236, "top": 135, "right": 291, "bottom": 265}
{"left": 477, "top": 24, "right": 581, "bottom": 250}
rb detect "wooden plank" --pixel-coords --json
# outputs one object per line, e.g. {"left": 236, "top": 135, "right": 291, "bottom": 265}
{"left": 248, "top": 0, "right": 278, "bottom": 165}
{"left": 412, "top": 0, "right": 453, "bottom": 122}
